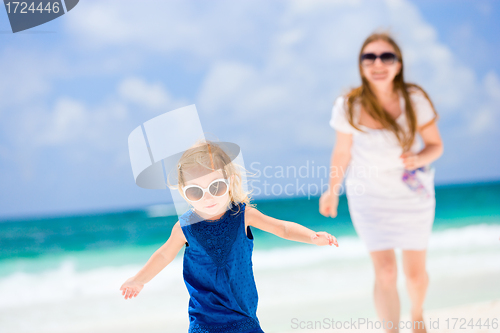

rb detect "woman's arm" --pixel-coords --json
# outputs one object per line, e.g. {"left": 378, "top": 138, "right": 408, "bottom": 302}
{"left": 401, "top": 121, "right": 444, "bottom": 170}
{"left": 328, "top": 131, "right": 353, "bottom": 195}
{"left": 245, "top": 207, "right": 338, "bottom": 247}
{"left": 319, "top": 131, "right": 352, "bottom": 218}
{"left": 120, "top": 222, "right": 187, "bottom": 299}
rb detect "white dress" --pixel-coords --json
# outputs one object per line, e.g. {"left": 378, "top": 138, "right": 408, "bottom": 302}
{"left": 329, "top": 88, "right": 437, "bottom": 252}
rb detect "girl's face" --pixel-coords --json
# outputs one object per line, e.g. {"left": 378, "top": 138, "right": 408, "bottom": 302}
{"left": 182, "top": 167, "right": 233, "bottom": 218}
{"left": 360, "top": 40, "right": 401, "bottom": 88}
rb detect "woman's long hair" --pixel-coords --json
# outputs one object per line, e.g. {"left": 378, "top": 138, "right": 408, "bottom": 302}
{"left": 345, "top": 32, "right": 437, "bottom": 152}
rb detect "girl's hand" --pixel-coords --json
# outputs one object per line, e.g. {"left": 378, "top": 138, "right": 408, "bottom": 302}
{"left": 319, "top": 190, "right": 339, "bottom": 218}
{"left": 311, "top": 232, "right": 338, "bottom": 247}
{"left": 120, "top": 277, "right": 144, "bottom": 300}
{"left": 400, "top": 151, "right": 421, "bottom": 171}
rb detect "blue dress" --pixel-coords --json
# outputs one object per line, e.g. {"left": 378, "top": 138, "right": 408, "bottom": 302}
{"left": 179, "top": 201, "right": 264, "bottom": 333}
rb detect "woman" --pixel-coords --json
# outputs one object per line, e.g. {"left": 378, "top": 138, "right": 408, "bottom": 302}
{"left": 319, "top": 33, "right": 444, "bottom": 333}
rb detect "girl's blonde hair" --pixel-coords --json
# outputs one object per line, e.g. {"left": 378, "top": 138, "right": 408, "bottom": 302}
{"left": 170, "top": 139, "right": 256, "bottom": 213}
{"left": 345, "top": 32, "right": 438, "bottom": 152}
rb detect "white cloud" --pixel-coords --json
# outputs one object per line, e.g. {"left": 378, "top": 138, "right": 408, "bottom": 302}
{"left": 197, "top": 62, "right": 256, "bottom": 116}
{"left": 35, "top": 78, "right": 175, "bottom": 146}
{"left": 37, "top": 98, "right": 88, "bottom": 146}
{"left": 484, "top": 71, "right": 500, "bottom": 102}
{"left": 194, "top": 0, "right": 498, "bottom": 151}
{"left": 32, "top": 77, "right": 187, "bottom": 152}
{"left": 0, "top": 49, "right": 64, "bottom": 113}
{"left": 469, "top": 106, "right": 495, "bottom": 135}
{"left": 62, "top": 0, "right": 499, "bottom": 161}
{"left": 66, "top": 0, "right": 277, "bottom": 59}
{"left": 118, "top": 77, "right": 172, "bottom": 111}
{"left": 2, "top": 0, "right": 499, "bottom": 190}
{"left": 468, "top": 71, "right": 500, "bottom": 135}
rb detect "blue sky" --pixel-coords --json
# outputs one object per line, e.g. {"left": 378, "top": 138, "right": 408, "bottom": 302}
{"left": 0, "top": 0, "right": 499, "bottom": 219}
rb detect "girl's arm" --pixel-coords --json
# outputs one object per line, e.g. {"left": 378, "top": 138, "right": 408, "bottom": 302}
{"left": 245, "top": 207, "right": 338, "bottom": 247}
{"left": 401, "top": 121, "right": 444, "bottom": 170}
{"left": 120, "top": 221, "right": 187, "bottom": 300}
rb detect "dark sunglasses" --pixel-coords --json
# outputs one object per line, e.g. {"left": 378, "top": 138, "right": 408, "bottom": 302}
{"left": 360, "top": 52, "right": 398, "bottom": 65}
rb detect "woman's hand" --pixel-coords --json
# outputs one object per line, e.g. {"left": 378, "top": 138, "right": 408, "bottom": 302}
{"left": 319, "top": 190, "right": 339, "bottom": 218}
{"left": 400, "top": 151, "right": 422, "bottom": 171}
{"left": 120, "top": 277, "right": 144, "bottom": 300}
{"left": 311, "top": 231, "right": 339, "bottom": 247}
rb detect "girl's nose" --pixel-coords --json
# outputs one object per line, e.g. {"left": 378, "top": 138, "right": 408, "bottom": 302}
{"left": 203, "top": 191, "right": 215, "bottom": 200}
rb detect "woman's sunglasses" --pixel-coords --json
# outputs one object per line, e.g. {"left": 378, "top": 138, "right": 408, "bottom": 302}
{"left": 182, "top": 178, "right": 230, "bottom": 202}
{"left": 360, "top": 52, "right": 398, "bottom": 65}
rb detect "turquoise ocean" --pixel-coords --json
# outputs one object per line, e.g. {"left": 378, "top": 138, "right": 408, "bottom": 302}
{"left": 1, "top": 181, "right": 499, "bottom": 332}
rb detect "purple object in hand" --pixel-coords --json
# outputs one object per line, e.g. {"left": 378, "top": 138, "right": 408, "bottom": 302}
{"left": 402, "top": 166, "right": 430, "bottom": 198}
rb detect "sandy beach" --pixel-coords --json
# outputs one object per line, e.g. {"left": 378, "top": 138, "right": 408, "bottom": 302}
{"left": 1, "top": 227, "right": 499, "bottom": 333}
{"left": 279, "top": 299, "right": 500, "bottom": 333}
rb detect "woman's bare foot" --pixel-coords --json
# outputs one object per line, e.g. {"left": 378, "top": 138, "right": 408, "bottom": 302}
{"left": 411, "top": 309, "right": 427, "bottom": 333}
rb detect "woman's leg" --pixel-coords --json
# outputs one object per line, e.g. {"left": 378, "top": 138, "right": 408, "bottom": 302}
{"left": 402, "top": 249, "right": 429, "bottom": 333}
{"left": 370, "top": 249, "right": 400, "bottom": 332}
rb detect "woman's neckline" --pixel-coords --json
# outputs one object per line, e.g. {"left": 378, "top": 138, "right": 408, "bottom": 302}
{"left": 359, "top": 113, "right": 404, "bottom": 131}
{"left": 357, "top": 92, "right": 405, "bottom": 131}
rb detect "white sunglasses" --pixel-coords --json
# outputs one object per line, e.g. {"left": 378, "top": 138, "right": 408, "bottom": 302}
{"left": 182, "top": 178, "right": 230, "bottom": 202}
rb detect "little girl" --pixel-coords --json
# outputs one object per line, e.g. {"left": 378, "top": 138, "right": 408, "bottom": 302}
{"left": 120, "top": 140, "right": 338, "bottom": 333}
